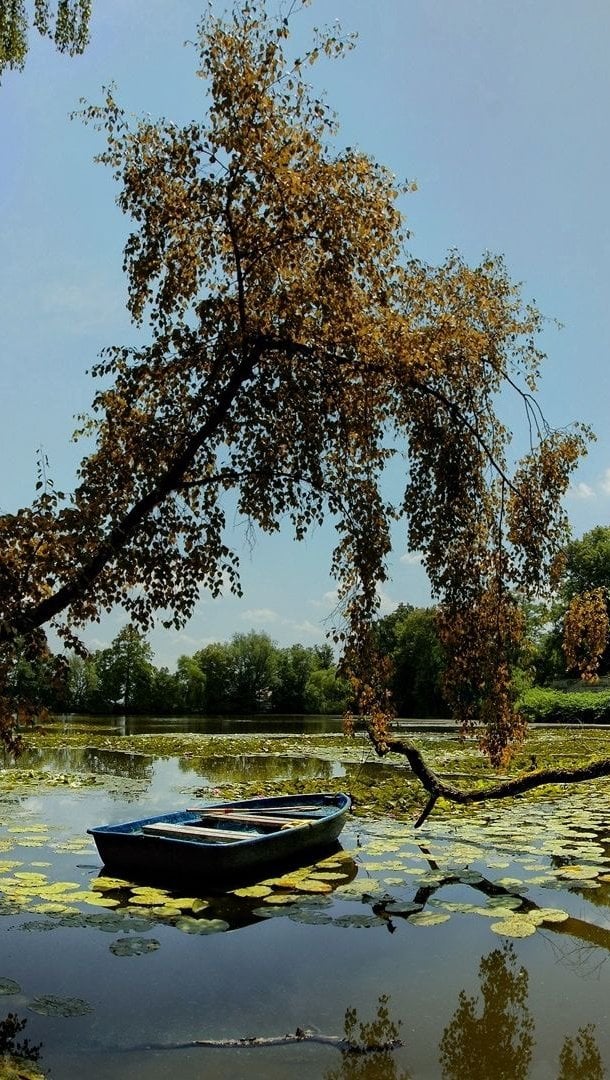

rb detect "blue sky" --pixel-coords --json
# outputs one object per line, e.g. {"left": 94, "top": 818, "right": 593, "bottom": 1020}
{"left": 2, "top": 1, "right": 610, "bottom": 666}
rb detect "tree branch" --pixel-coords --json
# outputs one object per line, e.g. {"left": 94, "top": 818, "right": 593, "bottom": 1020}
{"left": 129, "top": 1029, "right": 402, "bottom": 1054}
{"left": 1, "top": 347, "right": 259, "bottom": 644}
{"left": 381, "top": 733, "right": 610, "bottom": 824}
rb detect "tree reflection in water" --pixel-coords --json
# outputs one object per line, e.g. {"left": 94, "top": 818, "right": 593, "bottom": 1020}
{"left": 439, "top": 943, "right": 534, "bottom": 1080}
{"left": 558, "top": 1024, "right": 604, "bottom": 1080}
{"left": 324, "top": 994, "right": 411, "bottom": 1080}
{"left": 439, "top": 943, "right": 605, "bottom": 1080}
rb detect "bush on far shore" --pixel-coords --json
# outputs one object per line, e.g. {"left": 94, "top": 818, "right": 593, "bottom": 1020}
{"left": 519, "top": 687, "right": 610, "bottom": 725}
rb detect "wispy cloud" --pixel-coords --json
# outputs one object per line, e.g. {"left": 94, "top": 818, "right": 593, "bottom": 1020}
{"left": 240, "top": 607, "right": 281, "bottom": 625}
{"left": 600, "top": 469, "right": 610, "bottom": 495}
{"left": 570, "top": 481, "right": 596, "bottom": 499}
{"left": 400, "top": 550, "right": 423, "bottom": 565}
{"left": 309, "top": 589, "right": 340, "bottom": 610}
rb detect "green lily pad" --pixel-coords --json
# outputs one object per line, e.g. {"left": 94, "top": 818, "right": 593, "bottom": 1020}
{"left": 252, "top": 905, "right": 293, "bottom": 918}
{"left": 486, "top": 896, "right": 523, "bottom": 910}
{"left": 384, "top": 901, "right": 423, "bottom": 915}
{"left": 29, "top": 994, "right": 93, "bottom": 1016}
{"left": 232, "top": 885, "right": 273, "bottom": 899}
{"left": 490, "top": 917, "right": 537, "bottom": 938}
{"left": 407, "top": 912, "right": 451, "bottom": 927}
{"left": 109, "top": 936, "right": 161, "bottom": 957}
{"left": 173, "top": 917, "right": 229, "bottom": 935}
{"left": 0, "top": 978, "right": 21, "bottom": 995}
{"left": 332, "top": 913, "right": 385, "bottom": 928}
{"left": 91, "top": 877, "right": 133, "bottom": 892}
{"left": 262, "top": 893, "right": 301, "bottom": 905}
{"left": 284, "top": 908, "right": 335, "bottom": 924}
{"left": 534, "top": 907, "right": 570, "bottom": 923}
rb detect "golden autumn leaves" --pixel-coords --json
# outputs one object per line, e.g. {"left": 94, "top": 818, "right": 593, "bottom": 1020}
{"left": 0, "top": 1, "right": 596, "bottom": 776}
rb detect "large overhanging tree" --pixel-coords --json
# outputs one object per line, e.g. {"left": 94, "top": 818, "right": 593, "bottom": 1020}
{"left": 1, "top": 0, "right": 608, "bottom": 819}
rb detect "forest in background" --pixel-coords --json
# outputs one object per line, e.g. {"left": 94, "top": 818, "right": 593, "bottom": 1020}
{"left": 9, "top": 523, "right": 610, "bottom": 720}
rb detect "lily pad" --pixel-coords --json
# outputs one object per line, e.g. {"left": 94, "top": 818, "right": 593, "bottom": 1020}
{"left": 332, "top": 913, "right": 385, "bottom": 928}
{"left": 29, "top": 994, "right": 93, "bottom": 1017}
{"left": 109, "top": 936, "right": 161, "bottom": 957}
{"left": 232, "top": 885, "right": 273, "bottom": 899}
{"left": 293, "top": 879, "right": 333, "bottom": 894}
{"left": 0, "top": 978, "right": 21, "bottom": 995}
{"left": 91, "top": 877, "right": 133, "bottom": 892}
{"left": 407, "top": 912, "right": 451, "bottom": 927}
{"left": 252, "top": 905, "right": 292, "bottom": 918}
{"left": 384, "top": 901, "right": 424, "bottom": 915}
{"left": 489, "top": 917, "right": 537, "bottom": 938}
{"left": 535, "top": 907, "right": 570, "bottom": 924}
{"left": 173, "top": 917, "right": 229, "bottom": 935}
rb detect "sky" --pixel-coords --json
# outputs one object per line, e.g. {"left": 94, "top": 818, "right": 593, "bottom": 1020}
{"left": 2, "top": 0, "right": 610, "bottom": 667}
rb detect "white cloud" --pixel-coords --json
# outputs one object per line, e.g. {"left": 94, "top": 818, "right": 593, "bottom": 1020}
{"left": 376, "top": 587, "right": 398, "bottom": 615}
{"left": 240, "top": 608, "right": 281, "bottom": 625}
{"left": 600, "top": 469, "right": 610, "bottom": 495}
{"left": 287, "top": 619, "right": 322, "bottom": 637}
{"left": 569, "top": 481, "right": 595, "bottom": 499}
{"left": 309, "top": 589, "right": 340, "bottom": 610}
{"left": 400, "top": 550, "right": 423, "bottom": 565}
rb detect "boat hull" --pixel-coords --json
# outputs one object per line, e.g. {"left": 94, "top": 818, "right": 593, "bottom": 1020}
{"left": 88, "top": 792, "right": 351, "bottom": 885}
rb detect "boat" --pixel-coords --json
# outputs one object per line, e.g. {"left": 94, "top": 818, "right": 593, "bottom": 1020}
{"left": 88, "top": 792, "right": 351, "bottom": 884}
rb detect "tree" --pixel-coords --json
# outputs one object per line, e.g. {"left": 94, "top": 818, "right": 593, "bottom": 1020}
{"left": 0, "top": 0, "right": 91, "bottom": 78}
{"left": 0, "top": 1, "right": 604, "bottom": 819}
{"left": 375, "top": 605, "right": 446, "bottom": 718}
{"left": 92, "top": 625, "right": 154, "bottom": 712}
{"left": 230, "top": 631, "right": 277, "bottom": 712}
{"left": 175, "top": 655, "right": 207, "bottom": 714}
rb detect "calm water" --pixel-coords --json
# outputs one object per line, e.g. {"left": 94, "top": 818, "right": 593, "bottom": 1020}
{"left": 0, "top": 716, "right": 609, "bottom": 1079}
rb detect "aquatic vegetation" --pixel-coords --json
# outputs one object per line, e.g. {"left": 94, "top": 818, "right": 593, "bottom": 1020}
{"left": 109, "top": 936, "right": 160, "bottom": 957}
{"left": 28, "top": 995, "right": 92, "bottom": 1017}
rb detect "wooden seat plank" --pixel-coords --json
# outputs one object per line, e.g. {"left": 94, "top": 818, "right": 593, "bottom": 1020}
{"left": 142, "top": 822, "right": 251, "bottom": 842}
{"left": 189, "top": 811, "right": 313, "bottom": 828}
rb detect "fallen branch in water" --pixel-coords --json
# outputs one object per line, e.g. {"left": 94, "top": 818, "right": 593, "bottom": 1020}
{"left": 139, "top": 1028, "right": 403, "bottom": 1053}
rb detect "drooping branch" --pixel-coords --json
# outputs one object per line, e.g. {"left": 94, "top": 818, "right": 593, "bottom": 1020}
{"left": 0, "top": 346, "right": 258, "bottom": 645}
{"left": 378, "top": 732, "right": 610, "bottom": 826}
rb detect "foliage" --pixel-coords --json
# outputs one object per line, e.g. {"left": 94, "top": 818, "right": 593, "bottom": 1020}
{"left": 561, "top": 526, "right": 610, "bottom": 600}
{"left": 325, "top": 995, "right": 410, "bottom": 1080}
{"left": 51, "top": 626, "right": 347, "bottom": 716}
{"left": 0, "top": 1012, "right": 41, "bottom": 1065}
{"left": 0, "top": 1, "right": 590, "bottom": 772}
{"left": 562, "top": 588, "right": 609, "bottom": 682}
{"left": 90, "top": 625, "right": 154, "bottom": 712}
{"left": 374, "top": 605, "right": 446, "bottom": 718}
{"left": 0, "top": 0, "right": 90, "bottom": 77}
{"left": 519, "top": 687, "right": 610, "bottom": 725}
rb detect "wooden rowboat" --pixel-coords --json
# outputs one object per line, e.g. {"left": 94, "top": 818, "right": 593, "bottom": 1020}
{"left": 88, "top": 792, "right": 351, "bottom": 884}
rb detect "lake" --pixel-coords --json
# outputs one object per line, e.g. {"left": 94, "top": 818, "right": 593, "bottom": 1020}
{"left": 1, "top": 715, "right": 610, "bottom": 1078}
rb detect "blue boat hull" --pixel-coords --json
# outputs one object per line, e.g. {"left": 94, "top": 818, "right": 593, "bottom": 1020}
{"left": 88, "top": 792, "right": 351, "bottom": 885}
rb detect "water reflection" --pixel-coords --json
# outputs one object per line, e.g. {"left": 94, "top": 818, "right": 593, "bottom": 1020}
{"left": 324, "top": 995, "right": 410, "bottom": 1080}
{"left": 439, "top": 943, "right": 534, "bottom": 1080}
{"left": 440, "top": 944, "right": 605, "bottom": 1080}
{"left": 2, "top": 746, "right": 153, "bottom": 781}
{"left": 177, "top": 753, "right": 335, "bottom": 783}
{"left": 48, "top": 713, "right": 349, "bottom": 736}
{"left": 558, "top": 1024, "right": 605, "bottom": 1079}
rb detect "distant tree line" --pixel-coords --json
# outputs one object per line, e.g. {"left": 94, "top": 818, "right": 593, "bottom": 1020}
{"left": 6, "top": 526, "right": 610, "bottom": 720}
{"left": 6, "top": 627, "right": 350, "bottom": 717}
